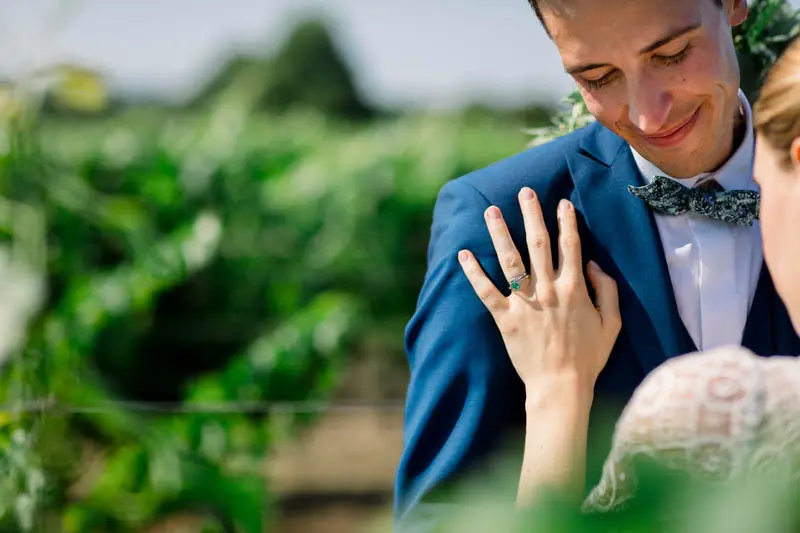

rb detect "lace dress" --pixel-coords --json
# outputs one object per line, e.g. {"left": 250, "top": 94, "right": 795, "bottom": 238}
{"left": 582, "top": 346, "right": 800, "bottom": 512}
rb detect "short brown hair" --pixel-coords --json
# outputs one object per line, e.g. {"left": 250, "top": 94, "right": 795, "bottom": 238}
{"left": 754, "top": 36, "right": 800, "bottom": 167}
{"left": 527, "top": 0, "right": 724, "bottom": 35}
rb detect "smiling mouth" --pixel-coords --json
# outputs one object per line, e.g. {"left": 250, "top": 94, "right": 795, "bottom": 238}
{"left": 642, "top": 107, "right": 702, "bottom": 148}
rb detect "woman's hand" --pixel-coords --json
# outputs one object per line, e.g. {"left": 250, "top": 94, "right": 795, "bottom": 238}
{"left": 458, "top": 187, "right": 622, "bottom": 505}
{"left": 458, "top": 187, "right": 621, "bottom": 400}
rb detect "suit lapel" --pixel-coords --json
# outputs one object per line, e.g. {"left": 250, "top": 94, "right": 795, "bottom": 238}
{"left": 568, "top": 124, "right": 695, "bottom": 374}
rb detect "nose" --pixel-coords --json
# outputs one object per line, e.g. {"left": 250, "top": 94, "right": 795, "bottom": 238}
{"left": 626, "top": 72, "right": 673, "bottom": 134}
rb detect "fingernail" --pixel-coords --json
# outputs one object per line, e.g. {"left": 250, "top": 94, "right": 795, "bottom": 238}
{"left": 458, "top": 250, "right": 470, "bottom": 262}
{"left": 520, "top": 187, "right": 534, "bottom": 200}
{"left": 559, "top": 199, "right": 572, "bottom": 212}
{"left": 589, "top": 260, "right": 600, "bottom": 271}
{"left": 486, "top": 206, "right": 501, "bottom": 219}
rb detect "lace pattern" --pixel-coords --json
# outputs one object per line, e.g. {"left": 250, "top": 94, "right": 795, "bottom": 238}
{"left": 582, "top": 346, "right": 800, "bottom": 512}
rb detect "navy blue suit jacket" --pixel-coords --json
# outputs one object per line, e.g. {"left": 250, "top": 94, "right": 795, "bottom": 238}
{"left": 393, "top": 122, "right": 800, "bottom": 530}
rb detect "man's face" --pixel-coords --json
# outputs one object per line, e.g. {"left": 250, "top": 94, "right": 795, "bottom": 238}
{"left": 541, "top": 0, "right": 748, "bottom": 178}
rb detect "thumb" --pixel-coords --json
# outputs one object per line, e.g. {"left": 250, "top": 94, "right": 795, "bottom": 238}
{"left": 587, "top": 261, "right": 621, "bottom": 330}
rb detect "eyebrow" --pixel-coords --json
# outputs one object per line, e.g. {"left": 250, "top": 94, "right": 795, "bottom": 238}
{"left": 564, "top": 23, "right": 702, "bottom": 76}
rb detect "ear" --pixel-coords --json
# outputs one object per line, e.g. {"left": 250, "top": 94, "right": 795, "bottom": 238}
{"left": 729, "top": 0, "right": 749, "bottom": 27}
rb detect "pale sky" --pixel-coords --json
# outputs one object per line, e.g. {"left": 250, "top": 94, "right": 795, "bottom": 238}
{"left": 2, "top": 0, "right": 799, "bottom": 110}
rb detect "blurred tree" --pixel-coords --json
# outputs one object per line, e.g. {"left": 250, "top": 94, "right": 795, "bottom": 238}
{"left": 187, "top": 56, "right": 270, "bottom": 110}
{"left": 261, "top": 18, "right": 374, "bottom": 120}
{"left": 188, "top": 18, "right": 374, "bottom": 120}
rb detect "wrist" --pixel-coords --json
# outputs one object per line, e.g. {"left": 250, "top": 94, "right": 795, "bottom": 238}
{"left": 524, "top": 372, "right": 595, "bottom": 415}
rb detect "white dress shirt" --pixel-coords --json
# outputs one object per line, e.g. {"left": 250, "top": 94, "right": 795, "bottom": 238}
{"left": 630, "top": 90, "right": 762, "bottom": 351}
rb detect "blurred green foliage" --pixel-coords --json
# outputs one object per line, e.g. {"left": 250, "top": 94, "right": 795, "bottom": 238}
{"left": 0, "top": 32, "right": 535, "bottom": 530}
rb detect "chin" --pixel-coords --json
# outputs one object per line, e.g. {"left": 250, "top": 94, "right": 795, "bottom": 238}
{"left": 638, "top": 146, "right": 706, "bottom": 177}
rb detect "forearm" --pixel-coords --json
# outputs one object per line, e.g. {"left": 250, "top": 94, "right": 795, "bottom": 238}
{"left": 517, "top": 375, "right": 593, "bottom": 508}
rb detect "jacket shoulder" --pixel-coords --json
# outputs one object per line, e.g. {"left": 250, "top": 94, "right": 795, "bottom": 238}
{"left": 450, "top": 123, "right": 598, "bottom": 204}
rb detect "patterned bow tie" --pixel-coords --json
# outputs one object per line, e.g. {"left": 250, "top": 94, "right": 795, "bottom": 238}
{"left": 628, "top": 176, "right": 759, "bottom": 226}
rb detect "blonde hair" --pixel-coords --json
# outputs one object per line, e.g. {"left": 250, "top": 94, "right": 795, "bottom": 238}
{"left": 753, "top": 36, "right": 800, "bottom": 167}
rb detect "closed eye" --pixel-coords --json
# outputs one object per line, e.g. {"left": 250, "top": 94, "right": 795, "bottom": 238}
{"left": 582, "top": 42, "right": 693, "bottom": 90}
{"left": 584, "top": 71, "right": 618, "bottom": 90}
{"left": 654, "top": 42, "right": 693, "bottom": 66}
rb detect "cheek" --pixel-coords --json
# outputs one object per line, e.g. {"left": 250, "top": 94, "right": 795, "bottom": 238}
{"left": 683, "top": 53, "right": 720, "bottom": 83}
{"left": 582, "top": 91, "right": 624, "bottom": 132}
{"left": 672, "top": 42, "right": 737, "bottom": 98}
{"left": 760, "top": 185, "right": 783, "bottom": 262}
{"left": 759, "top": 180, "right": 798, "bottom": 292}
{"left": 581, "top": 90, "right": 602, "bottom": 115}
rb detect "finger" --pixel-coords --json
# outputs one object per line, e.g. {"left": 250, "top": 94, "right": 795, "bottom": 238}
{"left": 557, "top": 199, "right": 583, "bottom": 279}
{"left": 484, "top": 205, "right": 528, "bottom": 286}
{"left": 587, "top": 261, "right": 621, "bottom": 331}
{"left": 518, "top": 187, "right": 553, "bottom": 283}
{"left": 458, "top": 249, "right": 508, "bottom": 317}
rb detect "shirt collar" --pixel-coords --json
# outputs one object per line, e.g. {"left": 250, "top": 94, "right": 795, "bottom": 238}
{"left": 631, "top": 89, "right": 756, "bottom": 192}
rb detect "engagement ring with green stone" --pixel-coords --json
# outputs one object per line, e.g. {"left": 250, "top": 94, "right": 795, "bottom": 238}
{"left": 508, "top": 272, "right": 529, "bottom": 292}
